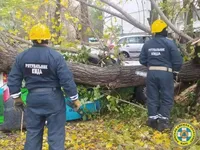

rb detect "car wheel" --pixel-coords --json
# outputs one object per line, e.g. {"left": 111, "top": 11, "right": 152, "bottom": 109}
{"left": 135, "top": 86, "right": 147, "bottom": 105}
{"left": 121, "top": 52, "right": 130, "bottom": 58}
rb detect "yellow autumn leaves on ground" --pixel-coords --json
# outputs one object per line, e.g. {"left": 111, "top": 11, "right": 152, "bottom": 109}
{"left": 0, "top": 117, "right": 200, "bottom": 150}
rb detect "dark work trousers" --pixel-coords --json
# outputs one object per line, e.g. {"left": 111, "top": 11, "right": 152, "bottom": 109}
{"left": 24, "top": 89, "right": 66, "bottom": 150}
{"left": 146, "top": 70, "right": 174, "bottom": 119}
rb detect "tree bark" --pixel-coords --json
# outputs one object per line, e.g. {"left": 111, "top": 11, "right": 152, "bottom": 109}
{"left": 1, "top": 43, "right": 200, "bottom": 88}
{"left": 54, "top": 0, "right": 61, "bottom": 44}
{"left": 147, "top": 2, "right": 158, "bottom": 26}
{"left": 192, "top": 3, "right": 200, "bottom": 21}
{"left": 80, "top": 1, "right": 89, "bottom": 43}
{"left": 0, "top": 40, "right": 18, "bottom": 73}
{"left": 1, "top": 53, "right": 200, "bottom": 89}
{"left": 67, "top": 62, "right": 147, "bottom": 88}
{"left": 67, "top": 60, "right": 200, "bottom": 88}
{"left": 183, "top": 0, "right": 193, "bottom": 39}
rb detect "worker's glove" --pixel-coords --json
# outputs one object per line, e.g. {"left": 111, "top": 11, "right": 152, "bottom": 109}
{"left": 14, "top": 97, "right": 25, "bottom": 112}
{"left": 173, "top": 71, "right": 179, "bottom": 81}
{"left": 72, "top": 99, "right": 81, "bottom": 111}
{"left": 72, "top": 100, "right": 90, "bottom": 118}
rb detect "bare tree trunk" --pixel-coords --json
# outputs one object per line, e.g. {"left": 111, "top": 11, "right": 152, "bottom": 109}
{"left": 54, "top": 0, "right": 61, "bottom": 44}
{"left": 67, "top": 62, "right": 147, "bottom": 88}
{"left": 178, "top": 61, "right": 200, "bottom": 82}
{"left": 147, "top": 2, "right": 158, "bottom": 25}
{"left": 80, "top": 1, "right": 89, "bottom": 44}
{"left": 186, "top": 3, "right": 193, "bottom": 37}
{"left": 0, "top": 40, "right": 18, "bottom": 73}
{"left": 192, "top": 3, "right": 200, "bottom": 21}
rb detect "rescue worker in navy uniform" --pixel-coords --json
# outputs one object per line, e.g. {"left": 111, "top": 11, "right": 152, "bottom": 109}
{"left": 139, "top": 20, "right": 183, "bottom": 132}
{"left": 7, "top": 23, "right": 81, "bottom": 150}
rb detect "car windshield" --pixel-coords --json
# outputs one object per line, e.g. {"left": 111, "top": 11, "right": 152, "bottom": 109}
{"left": 118, "top": 38, "right": 127, "bottom": 45}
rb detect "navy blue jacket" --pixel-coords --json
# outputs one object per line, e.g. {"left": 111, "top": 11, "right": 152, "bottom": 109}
{"left": 8, "top": 44, "right": 78, "bottom": 99}
{"left": 139, "top": 35, "right": 183, "bottom": 72}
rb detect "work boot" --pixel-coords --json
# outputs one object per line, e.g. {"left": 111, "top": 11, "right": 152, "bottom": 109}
{"left": 157, "top": 118, "right": 171, "bottom": 132}
{"left": 146, "top": 118, "right": 158, "bottom": 129}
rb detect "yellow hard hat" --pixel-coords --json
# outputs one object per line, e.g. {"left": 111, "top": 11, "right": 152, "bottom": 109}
{"left": 151, "top": 19, "right": 167, "bottom": 33}
{"left": 29, "top": 23, "right": 51, "bottom": 41}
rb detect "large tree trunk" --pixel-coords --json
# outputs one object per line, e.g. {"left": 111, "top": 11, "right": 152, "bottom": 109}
{"left": 178, "top": 61, "right": 200, "bottom": 82}
{"left": 0, "top": 40, "right": 18, "bottom": 73}
{"left": 54, "top": 0, "right": 61, "bottom": 44}
{"left": 67, "top": 60, "right": 200, "bottom": 88}
{"left": 1, "top": 49, "right": 200, "bottom": 89}
{"left": 67, "top": 62, "right": 147, "bottom": 88}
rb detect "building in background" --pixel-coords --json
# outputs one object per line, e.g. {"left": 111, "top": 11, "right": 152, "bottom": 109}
{"left": 104, "top": 0, "right": 200, "bottom": 37}
{"left": 104, "top": 0, "right": 151, "bottom": 36}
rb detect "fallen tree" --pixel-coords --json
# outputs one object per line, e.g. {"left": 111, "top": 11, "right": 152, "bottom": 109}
{"left": 0, "top": 0, "right": 199, "bottom": 89}
{"left": 67, "top": 62, "right": 147, "bottom": 88}
{"left": 1, "top": 39, "right": 200, "bottom": 89}
{"left": 0, "top": 41, "right": 18, "bottom": 73}
{"left": 68, "top": 59, "right": 200, "bottom": 89}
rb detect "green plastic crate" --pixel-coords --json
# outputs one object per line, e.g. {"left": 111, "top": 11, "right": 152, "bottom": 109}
{"left": 0, "top": 88, "right": 4, "bottom": 124}
{"left": 21, "top": 88, "right": 28, "bottom": 104}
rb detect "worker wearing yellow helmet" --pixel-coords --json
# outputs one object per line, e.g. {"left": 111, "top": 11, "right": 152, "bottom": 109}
{"left": 29, "top": 23, "right": 51, "bottom": 44}
{"left": 139, "top": 19, "right": 183, "bottom": 132}
{"left": 8, "top": 23, "right": 81, "bottom": 150}
{"left": 151, "top": 19, "right": 168, "bottom": 34}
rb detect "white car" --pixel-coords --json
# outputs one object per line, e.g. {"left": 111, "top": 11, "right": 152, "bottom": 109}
{"left": 114, "top": 34, "right": 152, "bottom": 58}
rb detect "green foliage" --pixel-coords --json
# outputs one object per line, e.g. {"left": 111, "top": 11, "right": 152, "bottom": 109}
{"left": 105, "top": 87, "right": 135, "bottom": 114}
{"left": 187, "top": 92, "right": 196, "bottom": 104}
{"left": 64, "top": 82, "right": 143, "bottom": 120}
{"left": 77, "top": 85, "right": 102, "bottom": 103}
{"left": 117, "top": 104, "right": 147, "bottom": 119}
{"left": 171, "top": 91, "right": 197, "bottom": 123}
{"left": 158, "top": 0, "right": 190, "bottom": 23}
{"left": 63, "top": 46, "right": 91, "bottom": 64}
{"left": 0, "top": 0, "right": 82, "bottom": 46}
{"left": 170, "top": 103, "right": 190, "bottom": 122}
{"left": 106, "top": 95, "right": 120, "bottom": 112}
{"left": 61, "top": 40, "right": 80, "bottom": 49}
{"left": 111, "top": 87, "right": 134, "bottom": 100}
{"left": 103, "top": 87, "right": 148, "bottom": 120}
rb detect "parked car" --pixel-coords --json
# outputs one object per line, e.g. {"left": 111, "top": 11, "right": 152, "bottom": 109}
{"left": 111, "top": 34, "right": 152, "bottom": 58}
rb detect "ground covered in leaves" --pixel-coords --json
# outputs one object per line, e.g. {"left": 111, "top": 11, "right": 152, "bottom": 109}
{"left": 0, "top": 114, "right": 200, "bottom": 150}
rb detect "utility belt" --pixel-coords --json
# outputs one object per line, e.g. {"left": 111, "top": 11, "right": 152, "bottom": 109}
{"left": 29, "top": 87, "right": 58, "bottom": 93}
{"left": 148, "top": 66, "right": 172, "bottom": 72}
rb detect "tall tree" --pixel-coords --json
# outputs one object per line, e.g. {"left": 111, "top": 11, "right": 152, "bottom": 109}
{"left": 80, "top": 0, "right": 90, "bottom": 43}
{"left": 147, "top": 2, "right": 158, "bottom": 26}
{"left": 183, "top": 0, "right": 194, "bottom": 37}
{"left": 54, "top": 0, "right": 61, "bottom": 44}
